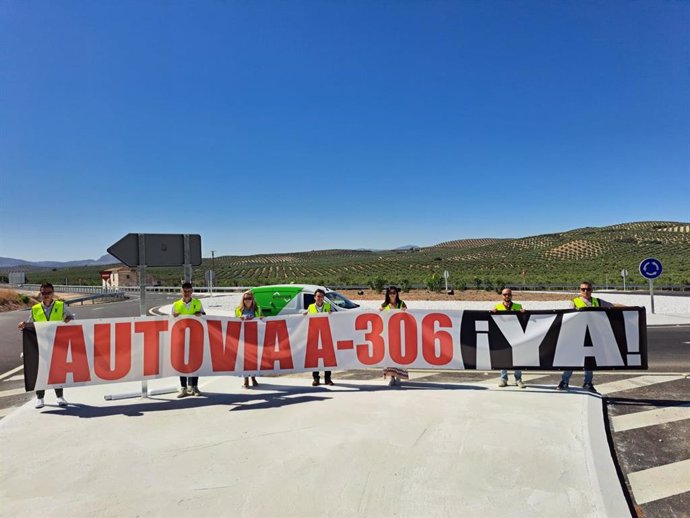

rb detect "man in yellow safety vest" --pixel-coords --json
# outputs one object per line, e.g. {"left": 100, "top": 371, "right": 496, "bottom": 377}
{"left": 557, "top": 281, "right": 624, "bottom": 393}
{"left": 305, "top": 288, "right": 334, "bottom": 386}
{"left": 492, "top": 288, "right": 526, "bottom": 389}
{"left": 18, "top": 282, "right": 75, "bottom": 409}
{"left": 172, "top": 282, "right": 206, "bottom": 397}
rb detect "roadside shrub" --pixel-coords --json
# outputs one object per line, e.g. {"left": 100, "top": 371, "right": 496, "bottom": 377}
{"left": 426, "top": 274, "right": 442, "bottom": 292}
{"left": 368, "top": 277, "right": 387, "bottom": 293}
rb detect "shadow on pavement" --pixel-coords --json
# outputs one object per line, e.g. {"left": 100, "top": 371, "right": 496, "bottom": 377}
{"left": 36, "top": 380, "right": 489, "bottom": 419}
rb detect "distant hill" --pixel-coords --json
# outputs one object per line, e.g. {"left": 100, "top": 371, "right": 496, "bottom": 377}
{"left": 3, "top": 222, "right": 689, "bottom": 287}
{"left": 0, "top": 254, "right": 117, "bottom": 269}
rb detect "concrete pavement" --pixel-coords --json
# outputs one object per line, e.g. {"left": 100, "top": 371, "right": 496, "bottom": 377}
{"left": 0, "top": 376, "right": 630, "bottom": 517}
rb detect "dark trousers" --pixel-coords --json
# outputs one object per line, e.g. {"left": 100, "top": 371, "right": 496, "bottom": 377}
{"left": 312, "top": 371, "right": 332, "bottom": 382}
{"left": 180, "top": 376, "right": 198, "bottom": 388}
{"left": 36, "top": 388, "right": 63, "bottom": 399}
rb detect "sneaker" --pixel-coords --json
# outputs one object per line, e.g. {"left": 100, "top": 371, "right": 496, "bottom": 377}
{"left": 35, "top": 398, "right": 45, "bottom": 409}
{"left": 498, "top": 379, "right": 508, "bottom": 387}
{"left": 388, "top": 377, "right": 397, "bottom": 386}
{"left": 251, "top": 378, "right": 259, "bottom": 387}
{"left": 557, "top": 381, "right": 569, "bottom": 391}
{"left": 312, "top": 380, "right": 320, "bottom": 387}
{"left": 177, "top": 387, "right": 189, "bottom": 398}
{"left": 516, "top": 379, "right": 526, "bottom": 389}
{"left": 325, "top": 379, "right": 334, "bottom": 386}
{"left": 242, "top": 382, "right": 250, "bottom": 389}
{"left": 57, "top": 397, "right": 68, "bottom": 407}
{"left": 191, "top": 386, "right": 201, "bottom": 396}
{"left": 582, "top": 382, "right": 598, "bottom": 393}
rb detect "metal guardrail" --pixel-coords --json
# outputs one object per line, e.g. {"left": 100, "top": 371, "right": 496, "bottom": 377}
{"left": 66, "top": 292, "right": 127, "bottom": 305}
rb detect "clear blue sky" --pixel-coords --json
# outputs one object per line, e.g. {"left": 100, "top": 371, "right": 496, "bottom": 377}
{"left": 1, "top": 1, "right": 688, "bottom": 262}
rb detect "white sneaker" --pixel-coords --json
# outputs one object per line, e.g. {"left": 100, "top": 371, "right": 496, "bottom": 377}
{"left": 57, "top": 397, "right": 68, "bottom": 407}
{"left": 35, "top": 398, "right": 45, "bottom": 409}
{"left": 388, "top": 377, "right": 397, "bottom": 386}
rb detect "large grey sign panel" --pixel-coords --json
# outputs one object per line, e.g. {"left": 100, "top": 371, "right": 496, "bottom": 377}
{"left": 107, "top": 234, "right": 202, "bottom": 267}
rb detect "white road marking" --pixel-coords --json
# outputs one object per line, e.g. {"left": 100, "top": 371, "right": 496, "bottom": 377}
{"left": 0, "top": 365, "right": 24, "bottom": 381}
{"left": 611, "top": 403, "right": 690, "bottom": 432}
{"left": 0, "top": 387, "right": 28, "bottom": 398}
{"left": 628, "top": 458, "right": 690, "bottom": 504}
{"left": 596, "top": 375, "right": 684, "bottom": 395}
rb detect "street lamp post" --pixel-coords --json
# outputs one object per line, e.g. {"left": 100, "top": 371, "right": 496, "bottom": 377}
{"left": 210, "top": 250, "right": 216, "bottom": 295}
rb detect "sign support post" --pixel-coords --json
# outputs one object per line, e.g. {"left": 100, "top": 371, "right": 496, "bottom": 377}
{"left": 105, "top": 233, "right": 202, "bottom": 401}
{"left": 138, "top": 234, "right": 148, "bottom": 398}
{"left": 639, "top": 257, "right": 662, "bottom": 315}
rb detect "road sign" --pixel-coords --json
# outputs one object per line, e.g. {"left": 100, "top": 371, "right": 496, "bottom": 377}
{"left": 639, "top": 258, "right": 663, "bottom": 280}
{"left": 100, "top": 271, "right": 112, "bottom": 281}
{"left": 205, "top": 270, "right": 215, "bottom": 285}
{"left": 107, "top": 234, "right": 202, "bottom": 267}
{"left": 443, "top": 270, "right": 449, "bottom": 279}
{"left": 620, "top": 269, "right": 628, "bottom": 278}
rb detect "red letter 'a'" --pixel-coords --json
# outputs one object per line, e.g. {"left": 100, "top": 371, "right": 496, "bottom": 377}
{"left": 134, "top": 320, "right": 168, "bottom": 376}
{"left": 260, "top": 320, "right": 294, "bottom": 370}
{"left": 243, "top": 320, "right": 259, "bottom": 371}
{"left": 207, "top": 320, "right": 241, "bottom": 372}
{"left": 170, "top": 319, "right": 204, "bottom": 374}
{"left": 304, "top": 317, "right": 337, "bottom": 369}
{"left": 94, "top": 323, "right": 132, "bottom": 381}
{"left": 48, "top": 325, "right": 91, "bottom": 385}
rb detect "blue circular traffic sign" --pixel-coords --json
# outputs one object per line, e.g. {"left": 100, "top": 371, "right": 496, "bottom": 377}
{"left": 639, "top": 257, "right": 663, "bottom": 279}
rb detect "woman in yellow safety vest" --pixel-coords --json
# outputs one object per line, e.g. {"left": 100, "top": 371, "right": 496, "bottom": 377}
{"left": 379, "top": 286, "right": 408, "bottom": 387}
{"left": 236, "top": 290, "right": 262, "bottom": 388}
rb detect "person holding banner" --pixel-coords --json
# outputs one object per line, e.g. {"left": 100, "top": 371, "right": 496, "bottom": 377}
{"left": 557, "top": 281, "right": 624, "bottom": 393}
{"left": 236, "top": 290, "right": 261, "bottom": 389}
{"left": 306, "top": 289, "right": 334, "bottom": 386}
{"left": 18, "top": 282, "right": 75, "bottom": 409}
{"left": 172, "top": 282, "right": 205, "bottom": 397}
{"left": 492, "top": 289, "right": 526, "bottom": 389}
{"left": 380, "top": 286, "right": 409, "bottom": 387}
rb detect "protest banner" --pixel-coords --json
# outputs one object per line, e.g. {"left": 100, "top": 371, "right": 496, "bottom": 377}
{"left": 25, "top": 308, "right": 647, "bottom": 391}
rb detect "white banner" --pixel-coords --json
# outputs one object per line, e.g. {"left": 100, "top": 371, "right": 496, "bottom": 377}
{"left": 30, "top": 308, "right": 647, "bottom": 390}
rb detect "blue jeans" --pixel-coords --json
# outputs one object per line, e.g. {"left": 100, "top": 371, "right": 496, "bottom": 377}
{"left": 500, "top": 369, "right": 522, "bottom": 381}
{"left": 561, "top": 370, "right": 593, "bottom": 384}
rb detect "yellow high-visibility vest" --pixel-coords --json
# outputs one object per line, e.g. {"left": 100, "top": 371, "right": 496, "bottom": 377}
{"left": 32, "top": 301, "right": 64, "bottom": 322}
{"left": 173, "top": 298, "right": 203, "bottom": 315}
{"left": 308, "top": 302, "right": 331, "bottom": 313}
{"left": 235, "top": 306, "right": 262, "bottom": 318}
{"left": 572, "top": 297, "right": 599, "bottom": 309}
{"left": 494, "top": 302, "right": 523, "bottom": 311}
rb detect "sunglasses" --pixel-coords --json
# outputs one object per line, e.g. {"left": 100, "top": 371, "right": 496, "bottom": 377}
{"left": 580, "top": 287, "right": 592, "bottom": 292}
{"left": 243, "top": 296, "right": 253, "bottom": 300}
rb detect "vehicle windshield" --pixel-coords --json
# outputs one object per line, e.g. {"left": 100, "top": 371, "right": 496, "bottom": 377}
{"left": 325, "top": 290, "right": 360, "bottom": 310}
